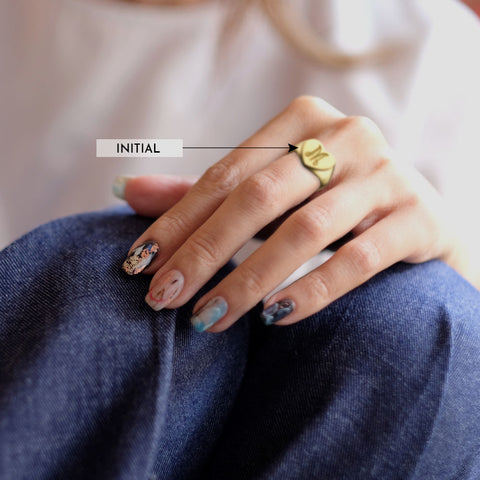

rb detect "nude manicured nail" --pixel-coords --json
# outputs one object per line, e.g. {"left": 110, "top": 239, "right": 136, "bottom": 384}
{"left": 261, "top": 299, "right": 295, "bottom": 325}
{"left": 145, "top": 270, "right": 184, "bottom": 311}
{"left": 122, "top": 241, "right": 159, "bottom": 275}
{"left": 113, "top": 175, "right": 133, "bottom": 200}
{"left": 191, "top": 296, "right": 228, "bottom": 333}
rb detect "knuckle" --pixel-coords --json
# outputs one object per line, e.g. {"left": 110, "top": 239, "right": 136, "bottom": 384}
{"left": 366, "top": 152, "right": 393, "bottom": 177}
{"left": 401, "top": 182, "right": 423, "bottom": 209}
{"left": 289, "top": 95, "right": 324, "bottom": 125}
{"left": 386, "top": 164, "right": 420, "bottom": 204}
{"left": 374, "top": 145, "right": 397, "bottom": 173}
{"left": 373, "top": 154, "right": 392, "bottom": 172}
{"left": 239, "top": 171, "right": 279, "bottom": 209}
{"left": 287, "top": 95, "right": 345, "bottom": 132}
{"left": 160, "top": 209, "right": 191, "bottom": 236}
{"left": 345, "top": 239, "right": 382, "bottom": 276}
{"left": 201, "top": 161, "right": 241, "bottom": 196}
{"left": 290, "top": 204, "right": 332, "bottom": 240}
{"left": 337, "top": 115, "right": 386, "bottom": 149}
{"left": 304, "top": 271, "right": 331, "bottom": 305}
{"left": 336, "top": 115, "right": 391, "bottom": 173}
{"left": 187, "top": 232, "right": 221, "bottom": 266}
{"left": 383, "top": 165, "right": 420, "bottom": 208}
{"left": 402, "top": 191, "right": 422, "bottom": 211}
{"left": 290, "top": 95, "right": 320, "bottom": 114}
{"left": 343, "top": 115, "right": 381, "bottom": 136}
{"left": 236, "top": 264, "right": 265, "bottom": 295}
{"left": 410, "top": 192, "right": 424, "bottom": 211}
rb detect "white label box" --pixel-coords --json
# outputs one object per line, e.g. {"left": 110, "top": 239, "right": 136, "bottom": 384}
{"left": 96, "top": 139, "right": 183, "bottom": 157}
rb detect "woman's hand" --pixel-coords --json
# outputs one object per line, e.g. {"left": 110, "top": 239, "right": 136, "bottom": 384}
{"left": 120, "top": 96, "right": 470, "bottom": 332}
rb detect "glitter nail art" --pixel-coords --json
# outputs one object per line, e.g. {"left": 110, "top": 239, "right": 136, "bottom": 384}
{"left": 191, "top": 296, "right": 228, "bottom": 333}
{"left": 145, "top": 270, "right": 184, "bottom": 311}
{"left": 122, "top": 242, "right": 159, "bottom": 275}
{"left": 261, "top": 299, "right": 295, "bottom": 325}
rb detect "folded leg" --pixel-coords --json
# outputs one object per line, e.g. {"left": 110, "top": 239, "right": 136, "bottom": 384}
{"left": 205, "top": 261, "right": 480, "bottom": 480}
{"left": 0, "top": 207, "right": 250, "bottom": 480}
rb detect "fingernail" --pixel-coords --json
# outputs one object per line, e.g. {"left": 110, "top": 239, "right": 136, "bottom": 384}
{"left": 145, "top": 270, "right": 184, "bottom": 311}
{"left": 122, "top": 241, "right": 159, "bottom": 275}
{"left": 261, "top": 299, "right": 295, "bottom": 325}
{"left": 191, "top": 296, "right": 228, "bottom": 333}
{"left": 113, "top": 175, "right": 133, "bottom": 200}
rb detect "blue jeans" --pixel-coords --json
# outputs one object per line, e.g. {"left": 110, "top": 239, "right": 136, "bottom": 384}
{"left": 1, "top": 206, "right": 480, "bottom": 479}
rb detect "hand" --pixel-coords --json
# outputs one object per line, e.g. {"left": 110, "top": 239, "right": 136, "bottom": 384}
{"left": 120, "top": 96, "right": 469, "bottom": 332}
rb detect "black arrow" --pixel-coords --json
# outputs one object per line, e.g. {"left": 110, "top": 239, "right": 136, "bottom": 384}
{"left": 183, "top": 144, "right": 298, "bottom": 153}
{"left": 288, "top": 143, "right": 298, "bottom": 153}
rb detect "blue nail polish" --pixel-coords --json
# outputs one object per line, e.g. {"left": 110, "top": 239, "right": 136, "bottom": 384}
{"left": 191, "top": 296, "right": 228, "bottom": 332}
{"left": 261, "top": 299, "right": 295, "bottom": 325}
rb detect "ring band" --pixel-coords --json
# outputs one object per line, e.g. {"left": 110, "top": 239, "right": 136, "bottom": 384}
{"left": 294, "top": 139, "right": 336, "bottom": 190}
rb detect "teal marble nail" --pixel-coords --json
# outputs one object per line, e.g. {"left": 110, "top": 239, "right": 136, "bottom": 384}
{"left": 261, "top": 299, "right": 295, "bottom": 325}
{"left": 113, "top": 175, "right": 133, "bottom": 200}
{"left": 191, "top": 296, "right": 228, "bottom": 332}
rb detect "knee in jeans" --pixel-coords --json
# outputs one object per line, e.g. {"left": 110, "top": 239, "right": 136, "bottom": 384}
{"left": 336, "top": 262, "right": 455, "bottom": 360}
{"left": 275, "top": 262, "right": 469, "bottom": 370}
{"left": 323, "top": 259, "right": 480, "bottom": 386}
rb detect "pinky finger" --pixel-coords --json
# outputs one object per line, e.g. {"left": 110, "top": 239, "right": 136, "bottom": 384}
{"left": 261, "top": 209, "right": 426, "bottom": 326}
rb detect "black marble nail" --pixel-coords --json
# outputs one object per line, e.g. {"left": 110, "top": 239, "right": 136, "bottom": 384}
{"left": 122, "top": 241, "right": 159, "bottom": 275}
{"left": 260, "top": 299, "right": 295, "bottom": 325}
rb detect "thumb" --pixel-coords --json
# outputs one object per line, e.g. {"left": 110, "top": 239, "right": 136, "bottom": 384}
{"left": 113, "top": 174, "right": 197, "bottom": 217}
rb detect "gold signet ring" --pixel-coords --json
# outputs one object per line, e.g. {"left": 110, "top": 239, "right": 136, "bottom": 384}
{"left": 294, "top": 139, "right": 336, "bottom": 190}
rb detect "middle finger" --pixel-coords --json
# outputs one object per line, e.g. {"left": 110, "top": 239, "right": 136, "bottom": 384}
{"left": 191, "top": 171, "right": 393, "bottom": 332}
{"left": 144, "top": 147, "right": 332, "bottom": 311}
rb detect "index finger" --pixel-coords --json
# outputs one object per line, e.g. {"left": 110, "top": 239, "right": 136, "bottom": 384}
{"left": 121, "top": 96, "right": 345, "bottom": 275}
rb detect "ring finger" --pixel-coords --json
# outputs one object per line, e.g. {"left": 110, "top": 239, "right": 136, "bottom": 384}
{"left": 188, "top": 172, "right": 394, "bottom": 332}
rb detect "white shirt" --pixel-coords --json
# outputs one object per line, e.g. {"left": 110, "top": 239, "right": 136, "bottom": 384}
{"left": 1, "top": 0, "right": 480, "bottom": 258}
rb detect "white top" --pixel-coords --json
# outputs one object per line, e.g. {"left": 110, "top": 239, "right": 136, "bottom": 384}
{"left": 1, "top": 0, "right": 480, "bottom": 259}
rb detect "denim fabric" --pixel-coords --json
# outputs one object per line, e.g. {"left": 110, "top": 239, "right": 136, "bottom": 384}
{"left": 1, "top": 206, "right": 480, "bottom": 480}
